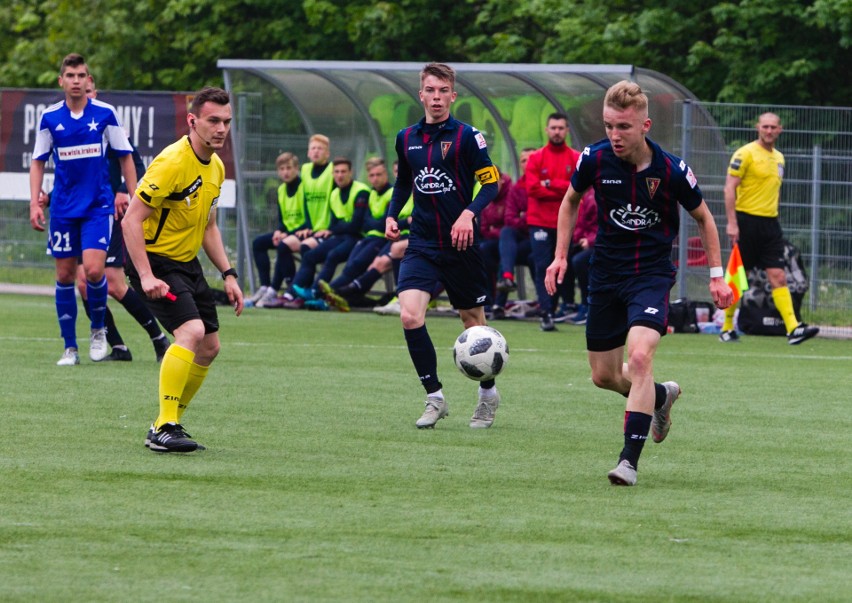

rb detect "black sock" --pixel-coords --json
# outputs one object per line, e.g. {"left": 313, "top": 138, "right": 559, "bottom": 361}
{"left": 83, "top": 298, "right": 123, "bottom": 347}
{"left": 481, "top": 378, "right": 495, "bottom": 390}
{"left": 653, "top": 382, "right": 667, "bottom": 410}
{"left": 119, "top": 287, "right": 163, "bottom": 339}
{"left": 403, "top": 325, "right": 441, "bottom": 393}
{"left": 619, "top": 411, "right": 652, "bottom": 469}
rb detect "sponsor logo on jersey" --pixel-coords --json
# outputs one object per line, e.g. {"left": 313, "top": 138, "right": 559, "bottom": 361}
{"left": 730, "top": 158, "right": 742, "bottom": 170}
{"left": 414, "top": 167, "right": 456, "bottom": 195}
{"left": 474, "top": 165, "right": 499, "bottom": 185}
{"left": 646, "top": 177, "right": 661, "bottom": 199}
{"left": 686, "top": 167, "right": 697, "bottom": 188}
{"left": 441, "top": 141, "right": 452, "bottom": 159}
{"left": 57, "top": 143, "right": 101, "bottom": 161}
{"left": 610, "top": 204, "right": 661, "bottom": 231}
{"left": 474, "top": 132, "right": 487, "bottom": 149}
{"left": 777, "top": 164, "right": 784, "bottom": 178}
{"left": 602, "top": 179, "right": 622, "bottom": 185}
{"left": 408, "top": 145, "right": 423, "bottom": 150}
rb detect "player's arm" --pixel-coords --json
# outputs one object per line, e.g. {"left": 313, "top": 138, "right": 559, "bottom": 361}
{"left": 122, "top": 194, "right": 171, "bottom": 300}
{"left": 723, "top": 173, "right": 741, "bottom": 243}
{"left": 386, "top": 134, "right": 412, "bottom": 241}
{"left": 29, "top": 159, "right": 47, "bottom": 231}
{"left": 689, "top": 200, "right": 733, "bottom": 309}
{"left": 202, "top": 208, "right": 244, "bottom": 316}
{"left": 116, "top": 153, "right": 138, "bottom": 219}
{"left": 545, "top": 185, "right": 583, "bottom": 295}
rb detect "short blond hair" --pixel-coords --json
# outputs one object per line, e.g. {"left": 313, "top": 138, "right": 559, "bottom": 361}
{"left": 604, "top": 81, "right": 648, "bottom": 114}
{"left": 308, "top": 134, "right": 330, "bottom": 149}
{"left": 275, "top": 152, "right": 299, "bottom": 169}
{"left": 365, "top": 156, "right": 385, "bottom": 171}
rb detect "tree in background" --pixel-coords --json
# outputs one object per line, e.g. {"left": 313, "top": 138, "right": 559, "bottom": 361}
{"left": 1, "top": 0, "right": 850, "bottom": 106}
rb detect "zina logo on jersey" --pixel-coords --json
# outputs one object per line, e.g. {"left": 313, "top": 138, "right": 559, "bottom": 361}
{"left": 414, "top": 167, "right": 456, "bottom": 195}
{"left": 610, "top": 204, "right": 661, "bottom": 231}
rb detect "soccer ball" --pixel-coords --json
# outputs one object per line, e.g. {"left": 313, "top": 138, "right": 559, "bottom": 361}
{"left": 453, "top": 325, "right": 509, "bottom": 381}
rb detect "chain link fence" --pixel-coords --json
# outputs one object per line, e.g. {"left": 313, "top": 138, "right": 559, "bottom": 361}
{"left": 673, "top": 101, "right": 852, "bottom": 317}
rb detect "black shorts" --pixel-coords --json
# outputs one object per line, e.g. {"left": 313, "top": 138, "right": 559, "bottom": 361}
{"left": 586, "top": 269, "right": 676, "bottom": 352}
{"left": 127, "top": 253, "right": 219, "bottom": 335}
{"left": 397, "top": 244, "right": 491, "bottom": 310}
{"left": 736, "top": 212, "right": 785, "bottom": 270}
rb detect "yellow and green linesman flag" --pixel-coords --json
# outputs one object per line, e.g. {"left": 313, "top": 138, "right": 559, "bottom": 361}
{"left": 725, "top": 243, "right": 749, "bottom": 303}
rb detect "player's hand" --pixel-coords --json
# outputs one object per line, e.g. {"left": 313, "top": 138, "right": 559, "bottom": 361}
{"left": 385, "top": 217, "right": 400, "bottom": 242}
{"left": 114, "top": 192, "right": 130, "bottom": 219}
{"left": 140, "top": 275, "right": 171, "bottom": 300}
{"left": 710, "top": 277, "right": 734, "bottom": 310}
{"left": 544, "top": 257, "right": 567, "bottom": 295}
{"left": 726, "top": 222, "right": 739, "bottom": 245}
{"left": 29, "top": 204, "right": 46, "bottom": 232}
{"left": 451, "top": 210, "right": 475, "bottom": 250}
{"left": 224, "top": 277, "right": 244, "bottom": 316}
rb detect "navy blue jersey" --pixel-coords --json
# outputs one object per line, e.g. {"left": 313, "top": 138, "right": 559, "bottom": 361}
{"left": 572, "top": 137, "right": 703, "bottom": 276}
{"left": 388, "top": 115, "right": 498, "bottom": 250}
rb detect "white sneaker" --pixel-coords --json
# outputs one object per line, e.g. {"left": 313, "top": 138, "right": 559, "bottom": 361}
{"left": 374, "top": 296, "right": 400, "bottom": 315}
{"left": 248, "top": 285, "right": 271, "bottom": 303}
{"left": 89, "top": 328, "right": 109, "bottom": 362}
{"left": 470, "top": 387, "right": 500, "bottom": 428}
{"left": 652, "top": 381, "right": 681, "bottom": 443}
{"left": 57, "top": 347, "right": 80, "bottom": 366}
{"left": 416, "top": 395, "right": 448, "bottom": 429}
{"left": 607, "top": 459, "right": 637, "bottom": 486}
{"left": 255, "top": 288, "right": 279, "bottom": 308}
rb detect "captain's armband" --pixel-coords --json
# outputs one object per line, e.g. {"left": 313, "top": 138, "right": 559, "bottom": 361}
{"left": 474, "top": 165, "right": 499, "bottom": 185}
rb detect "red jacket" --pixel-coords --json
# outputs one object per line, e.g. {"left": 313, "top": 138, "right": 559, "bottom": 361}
{"left": 573, "top": 189, "right": 598, "bottom": 246}
{"left": 524, "top": 141, "right": 580, "bottom": 228}
{"left": 478, "top": 173, "right": 512, "bottom": 240}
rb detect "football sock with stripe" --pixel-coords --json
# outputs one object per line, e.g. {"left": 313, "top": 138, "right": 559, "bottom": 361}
{"left": 118, "top": 286, "right": 164, "bottom": 339}
{"left": 56, "top": 282, "right": 78, "bottom": 349}
{"left": 82, "top": 297, "right": 124, "bottom": 347}
{"left": 404, "top": 325, "right": 441, "bottom": 394}
{"left": 155, "top": 344, "right": 195, "bottom": 429}
{"left": 176, "top": 362, "right": 209, "bottom": 422}
{"left": 619, "top": 411, "right": 652, "bottom": 469}
{"left": 86, "top": 275, "right": 108, "bottom": 330}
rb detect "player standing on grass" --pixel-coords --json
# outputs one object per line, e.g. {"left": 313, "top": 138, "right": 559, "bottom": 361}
{"left": 29, "top": 53, "right": 138, "bottom": 366}
{"left": 545, "top": 81, "right": 733, "bottom": 486}
{"left": 123, "top": 87, "right": 243, "bottom": 453}
{"left": 385, "top": 62, "right": 501, "bottom": 429}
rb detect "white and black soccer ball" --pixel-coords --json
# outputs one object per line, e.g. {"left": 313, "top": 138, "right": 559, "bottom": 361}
{"left": 453, "top": 325, "right": 509, "bottom": 382}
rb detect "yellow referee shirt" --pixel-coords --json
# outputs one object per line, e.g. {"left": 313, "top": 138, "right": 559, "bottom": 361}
{"left": 135, "top": 136, "right": 225, "bottom": 262}
{"left": 727, "top": 140, "right": 784, "bottom": 218}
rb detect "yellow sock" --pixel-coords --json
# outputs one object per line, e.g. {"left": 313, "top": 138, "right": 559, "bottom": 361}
{"left": 722, "top": 304, "right": 736, "bottom": 332}
{"left": 154, "top": 344, "right": 195, "bottom": 429}
{"left": 176, "top": 362, "right": 209, "bottom": 422}
{"left": 771, "top": 286, "right": 800, "bottom": 334}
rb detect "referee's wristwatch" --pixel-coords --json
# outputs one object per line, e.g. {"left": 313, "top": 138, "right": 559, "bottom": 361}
{"left": 221, "top": 268, "right": 238, "bottom": 280}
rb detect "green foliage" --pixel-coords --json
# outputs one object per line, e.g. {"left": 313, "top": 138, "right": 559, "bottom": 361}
{"left": 0, "top": 0, "right": 850, "bottom": 104}
{"left": 1, "top": 295, "right": 850, "bottom": 600}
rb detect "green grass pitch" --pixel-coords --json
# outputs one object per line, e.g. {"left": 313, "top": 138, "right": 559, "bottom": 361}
{"left": 0, "top": 293, "right": 849, "bottom": 602}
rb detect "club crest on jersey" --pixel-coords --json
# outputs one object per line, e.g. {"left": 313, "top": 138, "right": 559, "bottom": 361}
{"left": 646, "top": 177, "right": 661, "bottom": 199}
{"left": 610, "top": 204, "right": 661, "bottom": 231}
{"left": 441, "top": 141, "right": 452, "bottom": 159}
{"left": 414, "top": 167, "right": 456, "bottom": 195}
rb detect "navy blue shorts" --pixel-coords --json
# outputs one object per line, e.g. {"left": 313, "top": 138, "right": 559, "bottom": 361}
{"left": 105, "top": 219, "right": 126, "bottom": 268}
{"left": 397, "top": 244, "right": 491, "bottom": 310}
{"left": 127, "top": 253, "right": 219, "bottom": 335}
{"left": 585, "top": 269, "right": 676, "bottom": 351}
